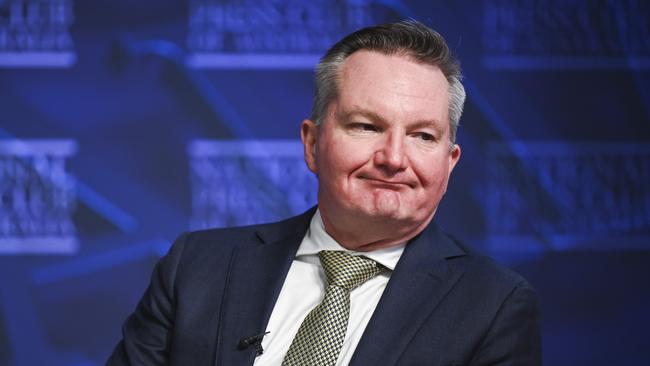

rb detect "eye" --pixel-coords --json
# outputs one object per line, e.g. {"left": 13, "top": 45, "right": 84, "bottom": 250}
{"left": 412, "top": 132, "right": 435, "bottom": 142}
{"left": 350, "top": 123, "right": 379, "bottom": 133}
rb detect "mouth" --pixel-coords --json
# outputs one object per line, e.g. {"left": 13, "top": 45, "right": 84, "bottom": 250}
{"left": 358, "top": 175, "right": 415, "bottom": 189}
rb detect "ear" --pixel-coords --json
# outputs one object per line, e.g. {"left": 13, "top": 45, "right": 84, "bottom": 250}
{"left": 301, "top": 119, "right": 319, "bottom": 174}
{"left": 448, "top": 143, "right": 461, "bottom": 174}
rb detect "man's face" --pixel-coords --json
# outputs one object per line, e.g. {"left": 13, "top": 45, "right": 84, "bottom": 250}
{"left": 302, "top": 50, "right": 461, "bottom": 250}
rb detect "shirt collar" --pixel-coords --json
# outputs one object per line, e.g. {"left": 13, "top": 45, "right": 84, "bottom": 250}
{"left": 296, "top": 209, "right": 405, "bottom": 271}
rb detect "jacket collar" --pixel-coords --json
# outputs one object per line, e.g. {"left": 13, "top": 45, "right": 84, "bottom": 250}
{"left": 216, "top": 207, "right": 315, "bottom": 365}
{"left": 349, "top": 220, "right": 468, "bottom": 365}
{"left": 215, "top": 207, "right": 467, "bottom": 366}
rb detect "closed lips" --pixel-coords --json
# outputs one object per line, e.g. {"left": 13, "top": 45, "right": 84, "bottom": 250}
{"left": 358, "top": 176, "right": 415, "bottom": 189}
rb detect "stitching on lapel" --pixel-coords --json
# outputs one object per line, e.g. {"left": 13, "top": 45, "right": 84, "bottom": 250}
{"left": 212, "top": 246, "right": 238, "bottom": 366}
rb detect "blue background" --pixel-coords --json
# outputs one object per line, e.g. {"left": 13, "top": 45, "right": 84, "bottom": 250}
{"left": 1, "top": 0, "right": 650, "bottom": 365}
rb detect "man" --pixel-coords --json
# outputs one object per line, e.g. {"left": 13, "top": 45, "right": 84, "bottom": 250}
{"left": 108, "top": 20, "right": 541, "bottom": 365}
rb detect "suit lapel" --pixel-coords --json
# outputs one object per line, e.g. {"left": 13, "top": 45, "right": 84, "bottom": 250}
{"left": 350, "top": 222, "right": 467, "bottom": 366}
{"left": 216, "top": 208, "right": 315, "bottom": 365}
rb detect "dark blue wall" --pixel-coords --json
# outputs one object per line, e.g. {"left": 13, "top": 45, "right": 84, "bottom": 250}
{"left": 1, "top": 1, "right": 649, "bottom": 365}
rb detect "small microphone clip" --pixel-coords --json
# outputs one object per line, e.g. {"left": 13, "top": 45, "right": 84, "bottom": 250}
{"left": 238, "top": 331, "right": 269, "bottom": 356}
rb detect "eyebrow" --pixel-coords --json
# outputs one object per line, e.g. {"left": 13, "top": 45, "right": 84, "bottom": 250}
{"left": 339, "top": 106, "right": 445, "bottom": 133}
{"left": 339, "top": 107, "right": 387, "bottom": 124}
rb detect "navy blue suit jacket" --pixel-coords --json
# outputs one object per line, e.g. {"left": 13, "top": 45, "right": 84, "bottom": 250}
{"left": 108, "top": 208, "right": 541, "bottom": 365}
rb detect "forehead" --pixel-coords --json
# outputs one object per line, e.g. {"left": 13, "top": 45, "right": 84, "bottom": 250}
{"left": 335, "top": 50, "right": 449, "bottom": 124}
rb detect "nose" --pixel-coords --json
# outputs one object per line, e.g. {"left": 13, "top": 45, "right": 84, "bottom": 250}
{"left": 374, "top": 132, "right": 407, "bottom": 174}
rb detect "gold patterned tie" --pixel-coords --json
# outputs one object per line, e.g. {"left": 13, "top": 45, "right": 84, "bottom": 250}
{"left": 282, "top": 250, "right": 383, "bottom": 366}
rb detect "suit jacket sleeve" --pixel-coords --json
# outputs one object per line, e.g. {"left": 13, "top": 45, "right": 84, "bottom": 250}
{"left": 106, "top": 232, "right": 188, "bottom": 366}
{"left": 469, "top": 279, "right": 542, "bottom": 366}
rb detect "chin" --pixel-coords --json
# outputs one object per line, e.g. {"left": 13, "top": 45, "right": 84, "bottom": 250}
{"left": 370, "top": 206, "right": 404, "bottom": 219}
{"left": 361, "top": 206, "right": 414, "bottom": 225}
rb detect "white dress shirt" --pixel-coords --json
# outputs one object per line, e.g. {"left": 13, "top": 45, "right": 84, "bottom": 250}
{"left": 253, "top": 210, "right": 405, "bottom": 366}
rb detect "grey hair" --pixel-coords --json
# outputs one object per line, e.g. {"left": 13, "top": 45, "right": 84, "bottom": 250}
{"left": 311, "top": 20, "right": 466, "bottom": 144}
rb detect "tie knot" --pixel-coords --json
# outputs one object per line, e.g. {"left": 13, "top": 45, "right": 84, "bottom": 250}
{"left": 318, "top": 250, "right": 382, "bottom": 291}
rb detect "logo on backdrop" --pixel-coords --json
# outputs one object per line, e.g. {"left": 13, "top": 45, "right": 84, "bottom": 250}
{"left": 0, "top": 140, "right": 78, "bottom": 254}
{"left": 482, "top": 0, "right": 650, "bottom": 69}
{"left": 486, "top": 142, "right": 650, "bottom": 250}
{"left": 0, "top": 0, "right": 76, "bottom": 68}
{"left": 186, "top": 0, "right": 377, "bottom": 68}
{"left": 187, "top": 140, "right": 317, "bottom": 229}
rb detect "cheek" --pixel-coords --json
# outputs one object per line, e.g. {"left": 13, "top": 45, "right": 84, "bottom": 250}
{"left": 414, "top": 157, "right": 452, "bottom": 189}
{"left": 318, "top": 139, "right": 370, "bottom": 178}
{"left": 315, "top": 141, "right": 348, "bottom": 188}
{"left": 320, "top": 155, "right": 357, "bottom": 189}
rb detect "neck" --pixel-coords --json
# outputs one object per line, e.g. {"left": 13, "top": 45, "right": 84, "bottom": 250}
{"left": 319, "top": 210, "right": 432, "bottom": 252}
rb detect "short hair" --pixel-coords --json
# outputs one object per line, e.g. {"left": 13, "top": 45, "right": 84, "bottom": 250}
{"left": 311, "top": 19, "right": 465, "bottom": 144}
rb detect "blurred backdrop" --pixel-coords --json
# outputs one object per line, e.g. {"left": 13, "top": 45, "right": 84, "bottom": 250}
{"left": 1, "top": 0, "right": 649, "bottom": 365}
